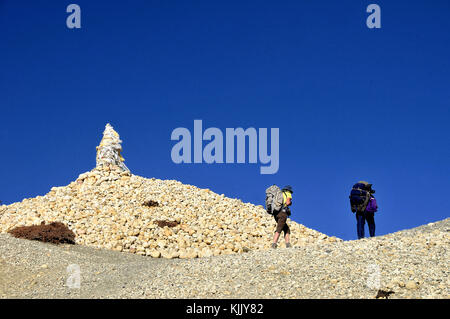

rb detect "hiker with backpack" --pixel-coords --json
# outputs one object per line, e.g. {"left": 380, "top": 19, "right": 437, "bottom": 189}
{"left": 349, "top": 181, "right": 378, "bottom": 239}
{"left": 265, "top": 185, "right": 293, "bottom": 248}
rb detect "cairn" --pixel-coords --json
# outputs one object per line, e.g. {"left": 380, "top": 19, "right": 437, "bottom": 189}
{"left": 96, "top": 123, "right": 129, "bottom": 172}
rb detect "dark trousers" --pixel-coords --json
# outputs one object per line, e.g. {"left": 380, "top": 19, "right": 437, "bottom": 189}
{"left": 274, "top": 211, "right": 290, "bottom": 235}
{"left": 356, "top": 211, "right": 375, "bottom": 239}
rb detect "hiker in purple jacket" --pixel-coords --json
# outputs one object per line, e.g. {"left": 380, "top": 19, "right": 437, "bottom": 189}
{"left": 356, "top": 195, "right": 378, "bottom": 239}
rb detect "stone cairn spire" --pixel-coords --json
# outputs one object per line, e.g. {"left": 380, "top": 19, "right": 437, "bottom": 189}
{"left": 96, "top": 123, "right": 129, "bottom": 172}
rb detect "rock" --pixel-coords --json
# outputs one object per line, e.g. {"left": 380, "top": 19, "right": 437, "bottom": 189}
{"left": 161, "top": 251, "right": 173, "bottom": 259}
{"left": 179, "top": 250, "right": 189, "bottom": 259}
{"left": 406, "top": 281, "right": 419, "bottom": 290}
{"left": 163, "top": 228, "right": 172, "bottom": 237}
{"left": 199, "top": 248, "right": 213, "bottom": 258}
{"left": 150, "top": 251, "right": 161, "bottom": 258}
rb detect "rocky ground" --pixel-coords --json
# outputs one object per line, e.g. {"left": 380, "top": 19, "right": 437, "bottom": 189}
{"left": 0, "top": 218, "right": 448, "bottom": 299}
{"left": 2, "top": 126, "right": 447, "bottom": 299}
{"left": 0, "top": 166, "right": 339, "bottom": 260}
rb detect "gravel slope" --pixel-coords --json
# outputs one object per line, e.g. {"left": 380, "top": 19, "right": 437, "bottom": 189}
{"left": 1, "top": 218, "right": 448, "bottom": 299}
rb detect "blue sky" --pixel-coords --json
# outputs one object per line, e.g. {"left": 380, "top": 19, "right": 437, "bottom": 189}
{"left": 1, "top": 0, "right": 449, "bottom": 240}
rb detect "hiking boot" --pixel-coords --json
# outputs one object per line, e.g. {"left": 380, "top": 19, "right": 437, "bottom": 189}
{"left": 286, "top": 243, "right": 292, "bottom": 248}
{"left": 271, "top": 243, "right": 277, "bottom": 249}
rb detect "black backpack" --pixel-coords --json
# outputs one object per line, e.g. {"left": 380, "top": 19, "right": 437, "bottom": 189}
{"left": 349, "top": 181, "right": 374, "bottom": 213}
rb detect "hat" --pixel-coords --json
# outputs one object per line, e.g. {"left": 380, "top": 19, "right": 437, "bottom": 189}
{"left": 282, "top": 185, "right": 293, "bottom": 193}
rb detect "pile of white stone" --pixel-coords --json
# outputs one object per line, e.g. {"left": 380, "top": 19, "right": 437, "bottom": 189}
{"left": 0, "top": 124, "right": 340, "bottom": 259}
{"left": 96, "top": 123, "right": 129, "bottom": 172}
